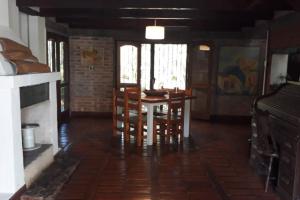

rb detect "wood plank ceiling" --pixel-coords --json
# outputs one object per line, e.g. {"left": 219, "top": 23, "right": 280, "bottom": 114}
{"left": 17, "top": 0, "right": 298, "bottom": 31}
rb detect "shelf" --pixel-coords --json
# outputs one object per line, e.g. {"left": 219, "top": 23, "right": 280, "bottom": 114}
{"left": 0, "top": 72, "right": 60, "bottom": 89}
{"left": 23, "top": 144, "right": 52, "bottom": 168}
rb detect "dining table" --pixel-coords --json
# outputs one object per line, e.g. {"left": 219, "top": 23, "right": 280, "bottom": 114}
{"left": 141, "top": 93, "right": 195, "bottom": 145}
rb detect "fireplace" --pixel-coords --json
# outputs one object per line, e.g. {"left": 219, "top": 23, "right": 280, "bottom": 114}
{"left": 0, "top": 72, "right": 60, "bottom": 198}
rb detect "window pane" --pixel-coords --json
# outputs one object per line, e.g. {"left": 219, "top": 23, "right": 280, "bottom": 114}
{"left": 54, "top": 42, "right": 57, "bottom": 72}
{"left": 141, "top": 44, "right": 151, "bottom": 90}
{"left": 61, "top": 86, "right": 65, "bottom": 112}
{"left": 47, "top": 40, "right": 53, "bottom": 71}
{"left": 120, "top": 45, "right": 138, "bottom": 84}
{"left": 59, "top": 42, "right": 65, "bottom": 82}
{"left": 154, "top": 44, "right": 187, "bottom": 89}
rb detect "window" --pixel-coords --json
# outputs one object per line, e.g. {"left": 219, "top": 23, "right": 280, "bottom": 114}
{"left": 59, "top": 42, "right": 65, "bottom": 83}
{"left": 47, "top": 33, "right": 70, "bottom": 123}
{"left": 47, "top": 40, "right": 54, "bottom": 71}
{"left": 120, "top": 45, "right": 138, "bottom": 84}
{"left": 141, "top": 44, "right": 151, "bottom": 90}
{"left": 154, "top": 44, "right": 187, "bottom": 89}
{"left": 117, "top": 42, "right": 187, "bottom": 89}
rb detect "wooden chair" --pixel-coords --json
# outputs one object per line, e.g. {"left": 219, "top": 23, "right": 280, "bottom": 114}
{"left": 112, "top": 88, "right": 128, "bottom": 137}
{"left": 154, "top": 88, "right": 192, "bottom": 116}
{"left": 125, "top": 87, "right": 143, "bottom": 146}
{"left": 112, "top": 87, "right": 145, "bottom": 146}
{"left": 153, "top": 91, "right": 185, "bottom": 144}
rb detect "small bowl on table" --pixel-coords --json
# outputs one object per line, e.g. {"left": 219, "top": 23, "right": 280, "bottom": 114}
{"left": 143, "top": 90, "right": 167, "bottom": 97}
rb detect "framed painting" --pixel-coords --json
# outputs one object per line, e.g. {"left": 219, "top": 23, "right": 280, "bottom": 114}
{"left": 81, "top": 47, "right": 104, "bottom": 66}
{"left": 217, "top": 46, "right": 260, "bottom": 95}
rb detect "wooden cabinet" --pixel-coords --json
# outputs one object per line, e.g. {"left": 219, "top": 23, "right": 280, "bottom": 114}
{"left": 250, "top": 113, "right": 300, "bottom": 200}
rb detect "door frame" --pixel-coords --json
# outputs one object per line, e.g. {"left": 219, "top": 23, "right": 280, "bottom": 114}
{"left": 116, "top": 41, "right": 141, "bottom": 89}
{"left": 187, "top": 41, "right": 214, "bottom": 120}
{"left": 46, "top": 32, "right": 70, "bottom": 124}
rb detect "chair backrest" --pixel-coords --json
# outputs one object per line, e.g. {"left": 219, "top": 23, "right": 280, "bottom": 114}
{"left": 124, "top": 87, "right": 143, "bottom": 142}
{"left": 254, "top": 109, "right": 278, "bottom": 155}
{"left": 167, "top": 91, "right": 185, "bottom": 122}
{"left": 185, "top": 88, "right": 192, "bottom": 96}
{"left": 124, "top": 87, "right": 142, "bottom": 117}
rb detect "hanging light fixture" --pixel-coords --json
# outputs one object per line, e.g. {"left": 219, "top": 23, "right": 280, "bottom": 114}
{"left": 145, "top": 20, "right": 165, "bottom": 40}
{"left": 198, "top": 44, "right": 211, "bottom": 51}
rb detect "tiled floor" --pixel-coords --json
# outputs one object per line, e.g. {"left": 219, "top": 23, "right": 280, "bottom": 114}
{"left": 56, "top": 118, "right": 280, "bottom": 200}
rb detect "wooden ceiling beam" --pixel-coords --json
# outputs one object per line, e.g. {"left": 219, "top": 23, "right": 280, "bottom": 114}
{"left": 17, "top": 0, "right": 241, "bottom": 10}
{"left": 39, "top": 9, "right": 273, "bottom": 20}
{"left": 57, "top": 18, "right": 254, "bottom": 31}
{"left": 285, "top": 0, "right": 300, "bottom": 10}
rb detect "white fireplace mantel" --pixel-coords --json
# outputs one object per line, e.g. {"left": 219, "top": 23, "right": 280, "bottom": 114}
{"left": 0, "top": 72, "right": 60, "bottom": 198}
{"left": 0, "top": 73, "right": 59, "bottom": 89}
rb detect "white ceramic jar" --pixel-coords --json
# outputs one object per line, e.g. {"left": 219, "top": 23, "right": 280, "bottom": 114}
{"left": 21, "top": 124, "right": 39, "bottom": 149}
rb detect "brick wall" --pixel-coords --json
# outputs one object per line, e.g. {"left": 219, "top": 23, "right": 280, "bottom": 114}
{"left": 69, "top": 36, "right": 114, "bottom": 113}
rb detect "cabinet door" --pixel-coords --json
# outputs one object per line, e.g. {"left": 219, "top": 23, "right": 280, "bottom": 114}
{"left": 188, "top": 44, "right": 212, "bottom": 119}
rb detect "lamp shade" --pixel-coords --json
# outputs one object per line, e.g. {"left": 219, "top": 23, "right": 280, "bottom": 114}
{"left": 145, "top": 26, "right": 165, "bottom": 40}
{"left": 198, "top": 45, "right": 211, "bottom": 51}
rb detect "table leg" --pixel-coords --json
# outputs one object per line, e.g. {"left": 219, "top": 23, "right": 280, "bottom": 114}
{"left": 117, "top": 107, "right": 122, "bottom": 135}
{"left": 184, "top": 99, "right": 191, "bottom": 138}
{"left": 146, "top": 104, "right": 154, "bottom": 145}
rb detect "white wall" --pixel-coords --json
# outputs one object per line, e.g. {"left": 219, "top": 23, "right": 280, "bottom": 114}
{"left": 0, "top": 0, "right": 47, "bottom": 63}
{"left": 0, "top": 0, "right": 48, "bottom": 196}
{"left": 0, "top": 0, "right": 10, "bottom": 28}
{"left": 270, "top": 54, "right": 289, "bottom": 85}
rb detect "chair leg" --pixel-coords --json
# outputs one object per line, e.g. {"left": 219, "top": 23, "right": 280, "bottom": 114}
{"left": 125, "top": 122, "right": 130, "bottom": 142}
{"left": 265, "top": 156, "right": 274, "bottom": 192}
{"left": 180, "top": 124, "right": 183, "bottom": 142}
{"left": 153, "top": 121, "right": 157, "bottom": 144}
{"left": 136, "top": 125, "right": 142, "bottom": 147}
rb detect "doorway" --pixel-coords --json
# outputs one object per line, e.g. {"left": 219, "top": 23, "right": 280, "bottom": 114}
{"left": 188, "top": 43, "right": 213, "bottom": 120}
{"left": 47, "top": 32, "right": 70, "bottom": 124}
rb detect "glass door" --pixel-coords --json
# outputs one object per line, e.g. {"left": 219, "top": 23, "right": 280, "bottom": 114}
{"left": 47, "top": 33, "right": 70, "bottom": 124}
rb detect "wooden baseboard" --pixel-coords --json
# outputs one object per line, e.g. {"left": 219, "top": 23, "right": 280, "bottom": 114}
{"left": 10, "top": 185, "right": 26, "bottom": 200}
{"left": 210, "top": 115, "right": 251, "bottom": 124}
{"left": 70, "top": 111, "right": 112, "bottom": 118}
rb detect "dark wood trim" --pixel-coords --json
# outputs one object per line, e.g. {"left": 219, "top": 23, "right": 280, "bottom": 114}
{"left": 15, "top": 0, "right": 235, "bottom": 9}
{"left": 150, "top": 43, "right": 154, "bottom": 90}
{"left": 18, "top": 7, "right": 40, "bottom": 16}
{"left": 71, "top": 111, "right": 112, "bottom": 118}
{"left": 39, "top": 9, "right": 273, "bottom": 20}
{"left": 10, "top": 185, "right": 26, "bottom": 200}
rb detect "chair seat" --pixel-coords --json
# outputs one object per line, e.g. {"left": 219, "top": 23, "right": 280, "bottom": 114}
{"left": 130, "top": 110, "right": 147, "bottom": 116}
{"left": 129, "top": 114, "right": 147, "bottom": 124}
{"left": 154, "top": 114, "right": 182, "bottom": 122}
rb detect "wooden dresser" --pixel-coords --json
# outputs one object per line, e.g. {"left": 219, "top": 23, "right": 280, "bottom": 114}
{"left": 250, "top": 84, "right": 300, "bottom": 200}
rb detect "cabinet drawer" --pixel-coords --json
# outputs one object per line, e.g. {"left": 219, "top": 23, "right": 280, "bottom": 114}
{"left": 279, "top": 151, "right": 295, "bottom": 171}
{"left": 278, "top": 152, "right": 295, "bottom": 197}
{"left": 250, "top": 149, "right": 268, "bottom": 175}
{"left": 278, "top": 151, "right": 295, "bottom": 197}
{"left": 270, "top": 117, "right": 299, "bottom": 140}
{"left": 278, "top": 169, "right": 294, "bottom": 197}
{"left": 280, "top": 136, "right": 297, "bottom": 156}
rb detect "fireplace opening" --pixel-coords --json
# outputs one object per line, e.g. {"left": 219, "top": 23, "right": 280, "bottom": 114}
{"left": 20, "top": 81, "right": 55, "bottom": 186}
{"left": 20, "top": 83, "right": 49, "bottom": 108}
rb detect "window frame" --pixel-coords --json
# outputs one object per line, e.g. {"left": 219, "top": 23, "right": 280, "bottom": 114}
{"left": 116, "top": 41, "right": 141, "bottom": 88}
{"left": 116, "top": 41, "right": 188, "bottom": 90}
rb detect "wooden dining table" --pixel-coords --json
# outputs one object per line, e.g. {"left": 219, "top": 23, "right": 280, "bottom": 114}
{"left": 141, "top": 94, "right": 195, "bottom": 145}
